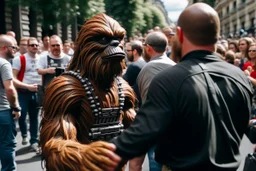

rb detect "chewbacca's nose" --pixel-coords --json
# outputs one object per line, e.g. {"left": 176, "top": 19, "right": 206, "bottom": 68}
{"left": 110, "top": 40, "right": 119, "bottom": 47}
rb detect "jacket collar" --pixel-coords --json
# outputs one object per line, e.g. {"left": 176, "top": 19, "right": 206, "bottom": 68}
{"left": 181, "top": 50, "right": 222, "bottom": 62}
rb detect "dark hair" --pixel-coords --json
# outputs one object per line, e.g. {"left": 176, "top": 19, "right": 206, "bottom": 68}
{"left": 225, "top": 50, "right": 235, "bottom": 64}
{"left": 228, "top": 40, "right": 239, "bottom": 53}
{"left": 130, "top": 41, "right": 143, "bottom": 56}
{"left": 145, "top": 32, "right": 167, "bottom": 53}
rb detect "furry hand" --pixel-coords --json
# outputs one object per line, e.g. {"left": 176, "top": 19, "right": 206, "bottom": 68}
{"left": 82, "top": 141, "right": 121, "bottom": 171}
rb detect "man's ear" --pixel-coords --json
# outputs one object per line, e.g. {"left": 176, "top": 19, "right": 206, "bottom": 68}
{"left": 133, "top": 49, "right": 138, "bottom": 56}
{"left": 176, "top": 27, "right": 183, "bottom": 44}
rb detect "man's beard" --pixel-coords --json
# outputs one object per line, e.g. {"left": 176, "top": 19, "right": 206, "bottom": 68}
{"left": 127, "top": 54, "right": 134, "bottom": 62}
{"left": 6, "top": 49, "right": 14, "bottom": 59}
{"left": 171, "top": 36, "right": 182, "bottom": 63}
{"left": 143, "top": 50, "right": 151, "bottom": 62}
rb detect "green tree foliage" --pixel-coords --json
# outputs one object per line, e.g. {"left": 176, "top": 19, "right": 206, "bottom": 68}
{"left": 148, "top": 5, "right": 167, "bottom": 29}
{"left": 7, "top": 0, "right": 169, "bottom": 38}
{"left": 104, "top": 0, "right": 144, "bottom": 38}
{"left": 140, "top": 3, "right": 153, "bottom": 34}
{"left": 105, "top": 0, "right": 167, "bottom": 38}
{"left": 78, "top": 0, "right": 105, "bottom": 25}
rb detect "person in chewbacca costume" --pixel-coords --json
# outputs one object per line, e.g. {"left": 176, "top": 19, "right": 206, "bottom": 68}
{"left": 40, "top": 13, "right": 136, "bottom": 171}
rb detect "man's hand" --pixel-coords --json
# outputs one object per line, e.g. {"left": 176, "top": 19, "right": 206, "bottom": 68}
{"left": 12, "top": 111, "right": 21, "bottom": 120}
{"left": 27, "top": 84, "right": 38, "bottom": 92}
{"left": 47, "top": 67, "right": 56, "bottom": 74}
{"left": 82, "top": 141, "right": 121, "bottom": 171}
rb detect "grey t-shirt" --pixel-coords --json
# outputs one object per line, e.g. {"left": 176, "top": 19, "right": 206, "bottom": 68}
{"left": 137, "top": 54, "right": 176, "bottom": 104}
{"left": 37, "top": 52, "right": 71, "bottom": 87}
{"left": 0, "top": 57, "right": 13, "bottom": 111}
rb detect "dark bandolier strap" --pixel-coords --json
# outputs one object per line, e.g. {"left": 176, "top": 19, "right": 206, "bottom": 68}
{"left": 63, "top": 70, "right": 125, "bottom": 141}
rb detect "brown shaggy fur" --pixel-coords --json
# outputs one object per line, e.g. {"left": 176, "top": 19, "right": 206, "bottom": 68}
{"left": 40, "top": 14, "right": 136, "bottom": 171}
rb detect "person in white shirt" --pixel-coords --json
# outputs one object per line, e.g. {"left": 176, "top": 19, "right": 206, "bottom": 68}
{"left": 12, "top": 37, "right": 41, "bottom": 153}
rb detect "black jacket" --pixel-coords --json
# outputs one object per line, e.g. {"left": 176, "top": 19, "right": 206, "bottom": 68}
{"left": 111, "top": 50, "right": 253, "bottom": 170}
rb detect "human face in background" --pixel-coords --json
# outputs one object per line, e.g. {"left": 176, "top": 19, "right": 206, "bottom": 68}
{"left": 143, "top": 45, "right": 151, "bottom": 62}
{"left": 239, "top": 40, "right": 248, "bottom": 53}
{"left": 27, "top": 40, "right": 39, "bottom": 55}
{"left": 43, "top": 36, "right": 50, "bottom": 48}
{"left": 125, "top": 45, "right": 134, "bottom": 62}
{"left": 248, "top": 45, "right": 256, "bottom": 59}
{"left": 5, "top": 44, "right": 16, "bottom": 59}
{"left": 229, "top": 43, "right": 238, "bottom": 53}
{"left": 50, "top": 38, "right": 62, "bottom": 57}
{"left": 19, "top": 40, "right": 28, "bottom": 54}
{"left": 6, "top": 47, "right": 15, "bottom": 59}
{"left": 63, "top": 42, "right": 71, "bottom": 54}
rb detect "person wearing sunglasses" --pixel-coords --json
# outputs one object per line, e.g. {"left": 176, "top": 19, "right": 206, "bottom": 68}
{"left": 14, "top": 37, "right": 29, "bottom": 57}
{"left": 12, "top": 37, "right": 41, "bottom": 153}
{"left": 0, "top": 34, "right": 21, "bottom": 171}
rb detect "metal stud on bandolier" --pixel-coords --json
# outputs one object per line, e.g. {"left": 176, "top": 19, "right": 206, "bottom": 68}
{"left": 62, "top": 70, "right": 125, "bottom": 141}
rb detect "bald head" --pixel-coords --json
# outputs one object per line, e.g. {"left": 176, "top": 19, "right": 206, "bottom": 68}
{"left": 6, "top": 31, "right": 16, "bottom": 38}
{"left": 0, "top": 34, "right": 15, "bottom": 46}
{"left": 145, "top": 31, "right": 168, "bottom": 53}
{"left": 178, "top": 3, "right": 220, "bottom": 46}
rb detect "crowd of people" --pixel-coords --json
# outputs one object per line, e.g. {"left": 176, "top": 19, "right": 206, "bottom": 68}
{"left": 0, "top": 2, "right": 256, "bottom": 171}
{"left": 0, "top": 33, "right": 73, "bottom": 170}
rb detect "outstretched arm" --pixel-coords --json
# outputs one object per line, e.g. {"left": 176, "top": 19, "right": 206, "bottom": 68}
{"left": 40, "top": 76, "right": 120, "bottom": 171}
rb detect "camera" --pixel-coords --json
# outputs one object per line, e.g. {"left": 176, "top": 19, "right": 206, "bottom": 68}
{"left": 55, "top": 67, "right": 65, "bottom": 77}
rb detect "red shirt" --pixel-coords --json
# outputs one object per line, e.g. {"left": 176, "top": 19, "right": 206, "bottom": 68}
{"left": 251, "top": 71, "right": 256, "bottom": 79}
{"left": 242, "top": 61, "right": 253, "bottom": 71}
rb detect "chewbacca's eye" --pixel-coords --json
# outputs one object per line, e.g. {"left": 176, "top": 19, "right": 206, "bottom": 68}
{"left": 99, "top": 36, "right": 111, "bottom": 45}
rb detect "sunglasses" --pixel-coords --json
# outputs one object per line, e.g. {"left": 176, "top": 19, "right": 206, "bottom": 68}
{"left": 248, "top": 50, "right": 256, "bottom": 52}
{"left": 29, "top": 44, "right": 39, "bottom": 47}
{"left": 51, "top": 44, "right": 60, "bottom": 47}
{"left": 6, "top": 45, "right": 17, "bottom": 50}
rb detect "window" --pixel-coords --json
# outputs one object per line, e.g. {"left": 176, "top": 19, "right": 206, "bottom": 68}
{"left": 226, "top": 6, "right": 229, "bottom": 14}
{"left": 233, "top": 1, "right": 237, "bottom": 9}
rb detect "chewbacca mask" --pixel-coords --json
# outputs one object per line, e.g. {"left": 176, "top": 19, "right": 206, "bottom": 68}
{"left": 40, "top": 13, "right": 136, "bottom": 171}
{"left": 68, "top": 13, "right": 127, "bottom": 89}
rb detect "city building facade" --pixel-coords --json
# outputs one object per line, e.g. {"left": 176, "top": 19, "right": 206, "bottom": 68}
{"left": 0, "top": 0, "right": 170, "bottom": 43}
{"left": 188, "top": 0, "right": 256, "bottom": 37}
{"left": 215, "top": 0, "right": 255, "bottom": 37}
{"left": 0, "top": 0, "right": 77, "bottom": 43}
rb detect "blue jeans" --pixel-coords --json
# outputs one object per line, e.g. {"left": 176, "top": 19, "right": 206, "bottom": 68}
{"left": 18, "top": 91, "right": 39, "bottom": 145}
{"left": 148, "top": 146, "right": 162, "bottom": 171}
{"left": 0, "top": 109, "right": 17, "bottom": 171}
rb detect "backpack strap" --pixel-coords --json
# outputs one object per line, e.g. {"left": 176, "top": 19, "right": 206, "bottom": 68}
{"left": 17, "top": 55, "right": 26, "bottom": 81}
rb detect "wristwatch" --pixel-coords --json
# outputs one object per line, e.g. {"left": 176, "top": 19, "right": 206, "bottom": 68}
{"left": 11, "top": 106, "right": 22, "bottom": 112}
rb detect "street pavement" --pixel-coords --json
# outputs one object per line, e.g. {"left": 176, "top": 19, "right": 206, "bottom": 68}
{"left": 15, "top": 125, "right": 149, "bottom": 171}
{"left": 14, "top": 126, "right": 253, "bottom": 171}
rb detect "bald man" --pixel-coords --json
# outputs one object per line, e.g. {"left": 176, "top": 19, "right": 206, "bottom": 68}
{"left": 91, "top": 3, "right": 252, "bottom": 171}
{"left": 0, "top": 35, "right": 21, "bottom": 171}
{"left": 6, "top": 31, "right": 16, "bottom": 38}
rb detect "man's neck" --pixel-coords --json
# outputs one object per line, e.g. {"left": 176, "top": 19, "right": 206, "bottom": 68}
{"left": 151, "top": 52, "right": 165, "bottom": 60}
{"left": 133, "top": 55, "right": 142, "bottom": 62}
{"left": 182, "top": 43, "right": 215, "bottom": 59}
{"left": 49, "top": 52, "right": 62, "bottom": 58}
{"left": 42, "top": 46, "right": 49, "bottom": 51}
{"left": 0, "top": 52, "right": 7, "bottom": 60}
{"left": 28, "top": 51, "right": 37, "bottom": 58}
